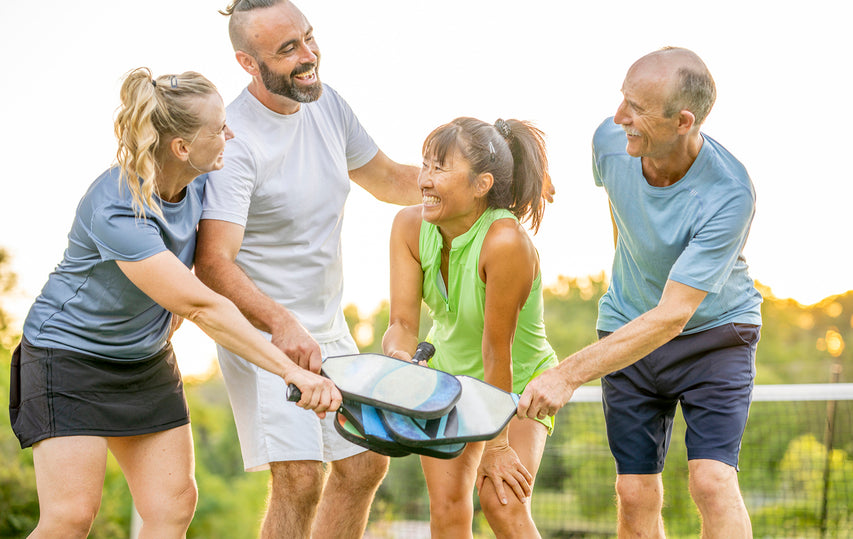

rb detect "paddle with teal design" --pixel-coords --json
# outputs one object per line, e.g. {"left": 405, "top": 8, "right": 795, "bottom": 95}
{"left": 339, "top": 400, "right": 466, "bottom": 459}
{"left": 379, "top": 375, "right": 520, "bottom": 446}
{"left": 286, "top": 342, "right": 461, "bottom": 419}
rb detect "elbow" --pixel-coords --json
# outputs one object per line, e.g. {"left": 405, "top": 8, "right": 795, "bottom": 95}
{"left": 659, "top": 308, "right": 694, "bottom": 340}
{"left": 180, "top": 295, "right": 231, "bottom": 329}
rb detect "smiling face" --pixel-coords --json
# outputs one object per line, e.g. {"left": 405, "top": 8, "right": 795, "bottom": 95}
{"left": 246, "top": 2, "right": 322, "bottom": 105}
{"left": 418, "top": 146, "right": 489, "bottom": 237}
{"left": 612, "top": 57, "right": 681, "bottom": 160}
{"left": 187, "top": 93, "right": 234, "bottom": 173}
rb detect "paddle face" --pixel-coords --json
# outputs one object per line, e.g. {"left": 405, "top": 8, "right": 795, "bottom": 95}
{"left": 321, "top": 353, "right": 462, "bottom": 419}
{"left": 381, "top": 375, "right": 520, "bottom": 446}
{"left": 340, "top": 400, "right": 465, "bottom": 460}
{"left": 333, "top": 410, "right": 411, "bottom": 458}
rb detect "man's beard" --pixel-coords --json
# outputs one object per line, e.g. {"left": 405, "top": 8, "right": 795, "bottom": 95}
{"left": 259, "top": 60, "right": 323, "bottom": 103}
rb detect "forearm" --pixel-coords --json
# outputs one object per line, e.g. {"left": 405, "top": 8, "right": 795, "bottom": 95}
{"left": 195, "top": 255, "right": 295, "bottom": 335}
{"left": 185, "top": 296, "right": 298, "bottom": 381}
{"left": 555, "top": 304, "right": 688, "bottom": 390}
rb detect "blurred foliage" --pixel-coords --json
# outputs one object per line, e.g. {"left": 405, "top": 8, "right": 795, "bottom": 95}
{"left": 2, "top": 255, "right": 853, "bottom": 536}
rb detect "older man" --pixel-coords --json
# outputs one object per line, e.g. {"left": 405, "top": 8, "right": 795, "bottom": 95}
{"left": 195, "top": 1, "right": 420, "bottom": 537}
{"left": 518, "top": 47, "right": 762, "bottom": 538}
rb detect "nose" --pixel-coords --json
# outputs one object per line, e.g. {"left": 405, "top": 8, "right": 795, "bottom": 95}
{"left": 299, "top": 41, "right": 318, "bottom": 64}
{"left": 613, "top": 100, "right": 629, "bottom": 125}
{"left": 417, "top": 168, "right": 433, "bottom": 190}
{"left": 225, "top": 125, "right": 235, "bottom": 141}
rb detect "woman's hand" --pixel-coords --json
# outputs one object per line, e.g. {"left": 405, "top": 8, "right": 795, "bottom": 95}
{"left": 475, "top": 441, "right": 533, "bottom": 505}
{"left": 285, "top": 368, "right": 342, "bottom": 419}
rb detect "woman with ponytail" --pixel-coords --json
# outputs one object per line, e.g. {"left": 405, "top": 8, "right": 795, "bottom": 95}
{"left": 382, "top": 117, "right": 557, "bottom": 538}
{"left": 9, "top": 67, "right": 341, "bottom": 538}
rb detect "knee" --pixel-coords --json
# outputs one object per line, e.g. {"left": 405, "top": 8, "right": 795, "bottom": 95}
{"left": 36, "top": 499, "right": 100, "bottom": 538}
{"left": 615, "top": 475, "right": 662, "bottom": 514}
{"left": 271, "top": 461, "right": 325, "bottom": 506}
{"left": 332, "top": 452, "right": 389, "bottom": 492}
{"left": 137, "top": 477, "right": 198, "bottom": 528}
{"left": 479, "top": 489, "right": 527, "bottom": 528}
{"left": 689, "top": 462, "right": 739, "bottom": 507}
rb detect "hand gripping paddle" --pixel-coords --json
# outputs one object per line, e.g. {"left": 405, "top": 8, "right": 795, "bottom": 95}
{"left": 286, "top": 342, "right": 462, "bottom": 419}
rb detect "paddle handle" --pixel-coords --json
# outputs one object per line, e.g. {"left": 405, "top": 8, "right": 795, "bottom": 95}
{"left": 411, "top": 341, "right": 436, "bottom": 364}
{"left": 286, "top": 342, "right": 436, "bottom": 403}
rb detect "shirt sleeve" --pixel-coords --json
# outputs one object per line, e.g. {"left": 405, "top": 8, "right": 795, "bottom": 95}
{"left": 328, "top": 88, "right": 378, "bottom": 171}
{"left": 668, "top": 189, "right": 755, "bottom": 293}
{"left": 89, "top": 201, "right": 166, "bottom": 262}
{"left": 201, "top": 137, "right": 255, "bottom": 226}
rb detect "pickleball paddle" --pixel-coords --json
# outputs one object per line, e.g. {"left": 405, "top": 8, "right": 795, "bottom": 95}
{"left": 380, "top": 375, "right": 520, "bottom": 446}
{"left": 287, "top": 342, "right": 461, "bottom": 419}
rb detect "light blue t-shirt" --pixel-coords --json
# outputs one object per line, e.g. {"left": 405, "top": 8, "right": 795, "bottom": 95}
{"left": 24, "top": 167, "right": 206, "bottom": 359}
{"left": 592, "top": 118, "right": 762, "bottom": 334}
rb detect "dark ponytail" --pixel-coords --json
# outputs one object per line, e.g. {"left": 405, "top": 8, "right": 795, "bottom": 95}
{"left": 422, "top": 117, "right": 551, "bottom": 232}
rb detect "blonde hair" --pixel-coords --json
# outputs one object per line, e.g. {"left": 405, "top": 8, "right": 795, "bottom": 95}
{"left": 113, "top": 67, "right": 218, "bottom": 218}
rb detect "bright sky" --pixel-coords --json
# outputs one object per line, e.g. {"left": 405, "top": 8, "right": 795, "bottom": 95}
{"left": 2, "top": 1, "right": 851, "bottom": 375}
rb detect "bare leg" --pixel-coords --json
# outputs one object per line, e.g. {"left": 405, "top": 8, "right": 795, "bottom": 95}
{"left": 109, "top": 425, "right": 197, "bottom": 539}
{"left": 313, "top": 451, "right": 390, "bottom": 539}
{"left": 615, "top": 474, "right": 666, "bottom": 538}
{"left": 688, "top": 459, "right": 752, "bottom": 539}
{"left": 261, "top": 460, "right": 326, "bottom": 539}
{"left": 421, "top": 442, "right": 484, "bottom": 539}
{"left": 479, "top": 417, "right": 547, "bottom": 538}
{"left": 29, "top": 436, "right": 108, "bottom": 539}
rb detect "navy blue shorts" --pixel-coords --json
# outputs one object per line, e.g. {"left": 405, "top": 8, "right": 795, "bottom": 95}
{"left": 599, "top": 323, "right": 760, "bottom": 475}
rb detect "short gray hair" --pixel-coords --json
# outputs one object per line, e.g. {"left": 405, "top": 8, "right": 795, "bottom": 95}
{"left": 659, "top": 47, "right": 716, "bottom": 126}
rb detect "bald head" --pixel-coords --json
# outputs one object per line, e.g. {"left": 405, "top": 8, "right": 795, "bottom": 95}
{"left": 631, "top": 47, "right": 716, "bottom": 126}
{"left": 222, "top": 0, "right": 292, "bottom": 55}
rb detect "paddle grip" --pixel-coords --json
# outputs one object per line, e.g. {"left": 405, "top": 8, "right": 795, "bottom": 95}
{"left": 285, "top": 342, "right": 436, "bottom": 403}
{"left": 411, "top": 341, "right": 436, "bottom": 364}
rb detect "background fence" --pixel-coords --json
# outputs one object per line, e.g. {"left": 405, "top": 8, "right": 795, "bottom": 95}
{"left": 365, "top": 383, "right": 853, "bottom": 539}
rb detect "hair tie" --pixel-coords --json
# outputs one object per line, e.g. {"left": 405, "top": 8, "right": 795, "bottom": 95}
{"left": 170, "top": 75, "right": 178, "bottom": 89}
{"left": 494, "top": 118, "right": 512, "bottom": 140}
{"left": 151, "top": 79, "right": 157, "bottom": 88}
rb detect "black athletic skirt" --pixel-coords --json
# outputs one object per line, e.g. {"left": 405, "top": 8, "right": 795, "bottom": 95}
{"left": 9, "top": 337, "right": 189, "bottom": 449}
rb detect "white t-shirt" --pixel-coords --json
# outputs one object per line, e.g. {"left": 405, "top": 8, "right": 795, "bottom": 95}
{"left": 202, "top": 84, "right": 378, "bottom": 341}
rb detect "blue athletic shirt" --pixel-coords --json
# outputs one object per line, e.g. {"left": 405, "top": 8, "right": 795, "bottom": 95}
{"left": 23, "top": 167, "right": 207, "bottom": 359}
{"left": 592, "top": 117, "right": 762, "bottom": 334}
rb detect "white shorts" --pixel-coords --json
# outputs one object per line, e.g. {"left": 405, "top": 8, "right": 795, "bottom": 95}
{"left": 216, "top": 333, "right": 365, "bottom": 472}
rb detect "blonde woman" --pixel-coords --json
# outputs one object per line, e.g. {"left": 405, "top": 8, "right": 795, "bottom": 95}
{"left": 8, "top": 67, "right": 341, "bottom": 539}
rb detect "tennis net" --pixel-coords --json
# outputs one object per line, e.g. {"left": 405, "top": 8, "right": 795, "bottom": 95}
{"left": 368, "top": 383, "right": 853, "bottom": 539}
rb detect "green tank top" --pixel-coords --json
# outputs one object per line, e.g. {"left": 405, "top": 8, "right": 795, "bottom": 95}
{"left": 420, "top": 207, "right": 558, "bottom": 393}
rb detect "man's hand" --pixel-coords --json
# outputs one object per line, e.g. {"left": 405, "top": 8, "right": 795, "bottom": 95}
{"left": 516, "top": 367, "right": 575, "bottom": 421}
{"left": 271, "top": 316, "right": 322, "bottom": 374}
{"left": 286, "top": 369, "right": 342, "bottom": 418}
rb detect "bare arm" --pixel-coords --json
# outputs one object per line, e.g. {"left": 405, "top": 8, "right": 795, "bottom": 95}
{"left": 116, "top": 252, "right": 341, "bottom": 415}
{"left": 476, "top": 219, "right": 539, "bottom": 504}
{"left": 349, "top": 150, "right": 421, "bottom": 206}
{"left": 381, "top": 206, "right": 424, "bottom": 361}
{"left": 517, "top": 279, "right": 707, "bottom": 419}
{"left": 194, "top": 219, "right": 322, "bottom": 373}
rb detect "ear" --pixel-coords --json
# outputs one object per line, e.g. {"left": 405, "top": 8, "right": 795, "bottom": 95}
{"left": 235, "top": 50, "right": 260, "bottom": 77}
{"left": 473, "top": 172, "right": 494, "bottom": 198}
{"left": 676, "top": 109, "right": 696, "bottom": 134}
{"left": 169, "top": 137, "right": 191, "bottom": 162}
